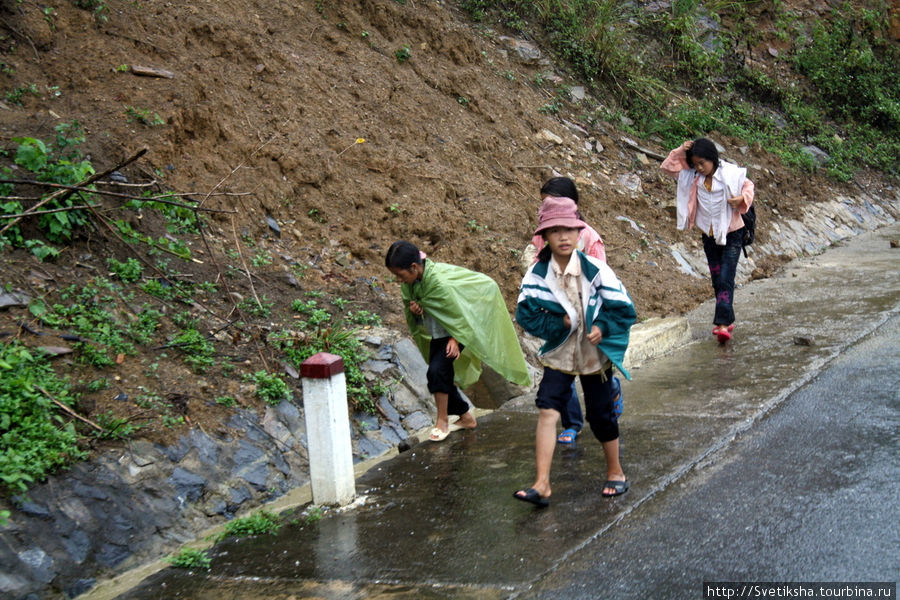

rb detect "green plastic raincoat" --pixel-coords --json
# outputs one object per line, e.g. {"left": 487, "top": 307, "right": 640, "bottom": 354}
{"left": 401, "top": 260, "right": 531, "bottom": 389}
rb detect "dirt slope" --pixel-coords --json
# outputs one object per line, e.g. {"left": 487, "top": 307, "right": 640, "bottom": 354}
{"left": 0, "top": 0, "right": 890, "bottom": 447}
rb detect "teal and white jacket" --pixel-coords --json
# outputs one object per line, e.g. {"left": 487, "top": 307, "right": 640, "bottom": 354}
{"left": 516, "top": 251, "right": 637, "bottom": 380}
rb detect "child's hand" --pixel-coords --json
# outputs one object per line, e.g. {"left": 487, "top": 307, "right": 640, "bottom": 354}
{"left": 563, "top": 315, "right": 571, "bottom": 328}
{"left": 727, "top": 195, "right": 744, "bottom": 208}
{"left": 586, "top": 325, "right": 603, "bottom": 345}
{"left": 680, "top": 140, "right": 693, "bottom": 152}
{"left": 409, "top": 300, "right": 423, "bottom": 316}
{"left": 445, "top": 338, "right": 460, "bottom": 359}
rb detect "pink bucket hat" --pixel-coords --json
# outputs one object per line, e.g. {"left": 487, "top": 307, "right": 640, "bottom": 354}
{"left": 534, "top": 196, "right": 587, "bottom": 236}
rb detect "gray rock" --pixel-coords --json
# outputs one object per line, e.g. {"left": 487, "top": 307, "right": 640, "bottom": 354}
{"left": 62, "top": 529, "right": 91, "bottom": 564}
{"left": 95, "top": 542, "right": 130, "bottom": 568}
{"left": 233, "top": 440, "right": 265, "bottom": 466}
{"left": 802, "top": 145, "right": 830, "bottom": 167}
{"left": 168, "top": 467, "right": 207, "bottom": 503}
{"left": 402, "top": 411, "right": 432, "bottom": 431}
{"left": 229, "top": 485, "right": 253, "bottom": 506}
{"left": 377, "top": 395, "right": 401, "bottom": 424}
{"left": 65, "top": 578, "right": 96, "bottom": 598}
{"left": 188, "top": 428, "right": 221, "bottom": 465}
{"left": 362, "top": 359, "right": 394, "bottom": 374}
{"left": 15, "top": 500, "right": 52, "bottom": 519}
{"left": 237, "top": 462, "right": 269, "bottom": 490}
{"left": 0, "top": 572, "right": 29, "bottom": 596}
{"left": 0, "top": 291, "right": 30, "bottom": 310}
{"left": 357, "top": 436, "right": 391, "bottom": 460}
{"left": 392, "top": 338, "right": 430, "bottom": 399}
{"left": 18, "top": 547, "right": 56, "bottom": 583}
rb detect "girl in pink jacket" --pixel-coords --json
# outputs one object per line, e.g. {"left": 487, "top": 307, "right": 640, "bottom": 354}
{"left": 661, "top": 138, "right": 754, "bottom": 343}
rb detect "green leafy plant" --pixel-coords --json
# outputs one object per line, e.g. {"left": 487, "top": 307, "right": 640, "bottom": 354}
{"left": 73, "top": 0, "right": 109, "bottom": 23}
{"left": 238, "top": 295, "right": 273, "bottom": 318}
{"left": 395, "top": 45, "right": 411, "bottom": 63}
{"left": 166, "top": 548, "right": 211, "bottom": 570}
{"left": 107, "top": 257, "right": 143, "bottom": 283}
{"left": 243, "top": 371, "right": 290, "bottom": 406}
{"left": 2, "top": 124, "right": 94, "bottom": 249}
{"left": 4, "top": 84, "right": 40, "bottom": 106}
{"left": 304, "top": 506, "right": 324, "bottom": 524}
{"left": 271, "top": 305, "right": 385, "bottom": 413}
{"left": 94, "top": 411, "right": 142, "bottom": 440}
{"left": 171, "top": 328, "right": 216, "bottom": 373}
{"left": 124, "top": 105, "right": 165, "bottom": 126}
{"left": 219, "top": 510, "right": 281, "bottom": 540}
{"left": 215, "top": 396, "right": 236, "bottom": 407}
{"left": 0, "top": 343, "right": 87, "bottom": 493}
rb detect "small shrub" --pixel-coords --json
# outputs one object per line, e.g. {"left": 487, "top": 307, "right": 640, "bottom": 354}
{"left": 219, "top": 510, "right": 281, "bottom": 540}
{"left": 107, "top": 257, "right": 143, "bottom": 283}
{"left": 244, "top": 371, "right": 290, "bottom": 406}
{"left": 0, "top": 343, "right": 87, "bottom": 493}
{"left": 171, "top": 328, "right": 215, "bottom": 373}
{"left": 124, "top": 105, "right": 165, "bottom": 126}
{"left": 395, "top": 45, "right": 411, "bottom": 63}
{"left": 166, "top": 548, "right": 211, "bottom": 570}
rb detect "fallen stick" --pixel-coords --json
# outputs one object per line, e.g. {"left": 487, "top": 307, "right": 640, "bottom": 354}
{"left": 620, "top": 137, "right": 666, "bottom": 161}
{"left": 0, "top": 179, "right": 236, "bottom": 213}
{"left": 39, "top": 386, "right": 104, "bottom": 432}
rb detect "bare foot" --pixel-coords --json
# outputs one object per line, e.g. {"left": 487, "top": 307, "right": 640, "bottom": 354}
{"left": 454, "top": 411, "right": 477, "bottom": 430}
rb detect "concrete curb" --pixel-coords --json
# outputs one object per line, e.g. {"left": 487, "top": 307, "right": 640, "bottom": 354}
{"left": 623, "top": 316, "right": 692, "bottom": 371}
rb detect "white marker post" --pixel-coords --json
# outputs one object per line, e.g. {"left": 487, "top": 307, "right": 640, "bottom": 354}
{"left": 301, "top": 352, "right": 356, "bottom": 506}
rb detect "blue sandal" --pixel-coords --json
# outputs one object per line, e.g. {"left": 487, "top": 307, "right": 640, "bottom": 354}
{"left": 557, "top": 428, "right": 579, "bottom": 444}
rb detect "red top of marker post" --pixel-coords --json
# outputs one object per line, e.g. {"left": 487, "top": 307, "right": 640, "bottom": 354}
{"left": 300, "top": 352, "right": 345, "bottom": 378}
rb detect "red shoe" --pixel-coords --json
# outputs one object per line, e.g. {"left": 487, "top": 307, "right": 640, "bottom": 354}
{"left": 714, "top": 326, "right": 732, "bottom": 344}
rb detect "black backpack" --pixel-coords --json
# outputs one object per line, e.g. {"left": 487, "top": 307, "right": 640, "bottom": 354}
{"left": 741, "top": 204, "right": 756, "bottom": 258}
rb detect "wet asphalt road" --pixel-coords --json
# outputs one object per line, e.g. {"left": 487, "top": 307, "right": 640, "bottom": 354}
{"left": 518, "top": 313, "right": 900, "bottom": 600}
{"left": 110, "top": 224, "right": 900, "bottom": 600}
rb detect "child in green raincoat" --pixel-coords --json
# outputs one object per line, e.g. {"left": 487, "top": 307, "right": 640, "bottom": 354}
{"left": 385, "top": 240, "right": 531, "bottom": 442}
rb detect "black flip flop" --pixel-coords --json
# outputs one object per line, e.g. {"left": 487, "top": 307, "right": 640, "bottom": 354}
{"left": 601, "top": 479, "right": 630, "bottom": 497}
{"left": 512, "top": 487, "right": 550, "bottom": 507}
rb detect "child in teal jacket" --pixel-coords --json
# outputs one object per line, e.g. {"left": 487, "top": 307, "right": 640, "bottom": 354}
{"left": 514, "top": 197, "right": 636, "bottom": 506}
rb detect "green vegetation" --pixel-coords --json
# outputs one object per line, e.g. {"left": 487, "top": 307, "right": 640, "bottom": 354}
{"left": 124, "top": 105, "right": 165, "bottom": 126}
{"left": 461, "top": 0, "right": 899, "bottom": 181}
{"left": 4, "top": 83, "right": 40, "bottom": 106}
{"left": 272, "top": 298, "right": 389, "bottom": 414}
{"left": 166, "top": 548, "right": 211, "bottom": 570}
{"left": 395, "top": 45, "right": 411, "bottom": 63}
{"left": 218, "top": 510, "right": 281, "bottom": 540}
{"left": 73, "top": 0, "right": 109, "bottom": 23}
{"left": 243, "top": 371, "right": 290, "bottom": 406}
{"left": 0, "top": 343, "right": 86, "bottom": 493}
{"left": 0, "top": 124, "right": 400, "bottom": 495}
{"left": 1, "top": 122, "right": 94, "bottom": 254}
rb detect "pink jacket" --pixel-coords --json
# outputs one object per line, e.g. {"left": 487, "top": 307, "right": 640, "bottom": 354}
{"left": 661, "top": 147, "right": 754, "bottom": 237}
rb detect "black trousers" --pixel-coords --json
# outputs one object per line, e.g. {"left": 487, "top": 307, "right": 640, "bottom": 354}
{"left": 427, "top": 337, "right": 468, "bottom": 416}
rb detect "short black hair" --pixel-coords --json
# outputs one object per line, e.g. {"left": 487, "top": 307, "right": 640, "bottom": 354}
{"left": 385, "top": 240, "right": 422, "bottom": 269}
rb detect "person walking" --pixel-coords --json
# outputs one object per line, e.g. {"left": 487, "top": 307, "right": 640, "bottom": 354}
{"left": 385, "top": 240, "right": 531, "bottom": 441}
{"left": 661, "top": 138, "right": 755, "bottom": 343}
{"left": 513, "top": 197, "right": 636, "bottom": 506}
{"left": 522, "top": 176, "right": 622, "bottom": 445}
